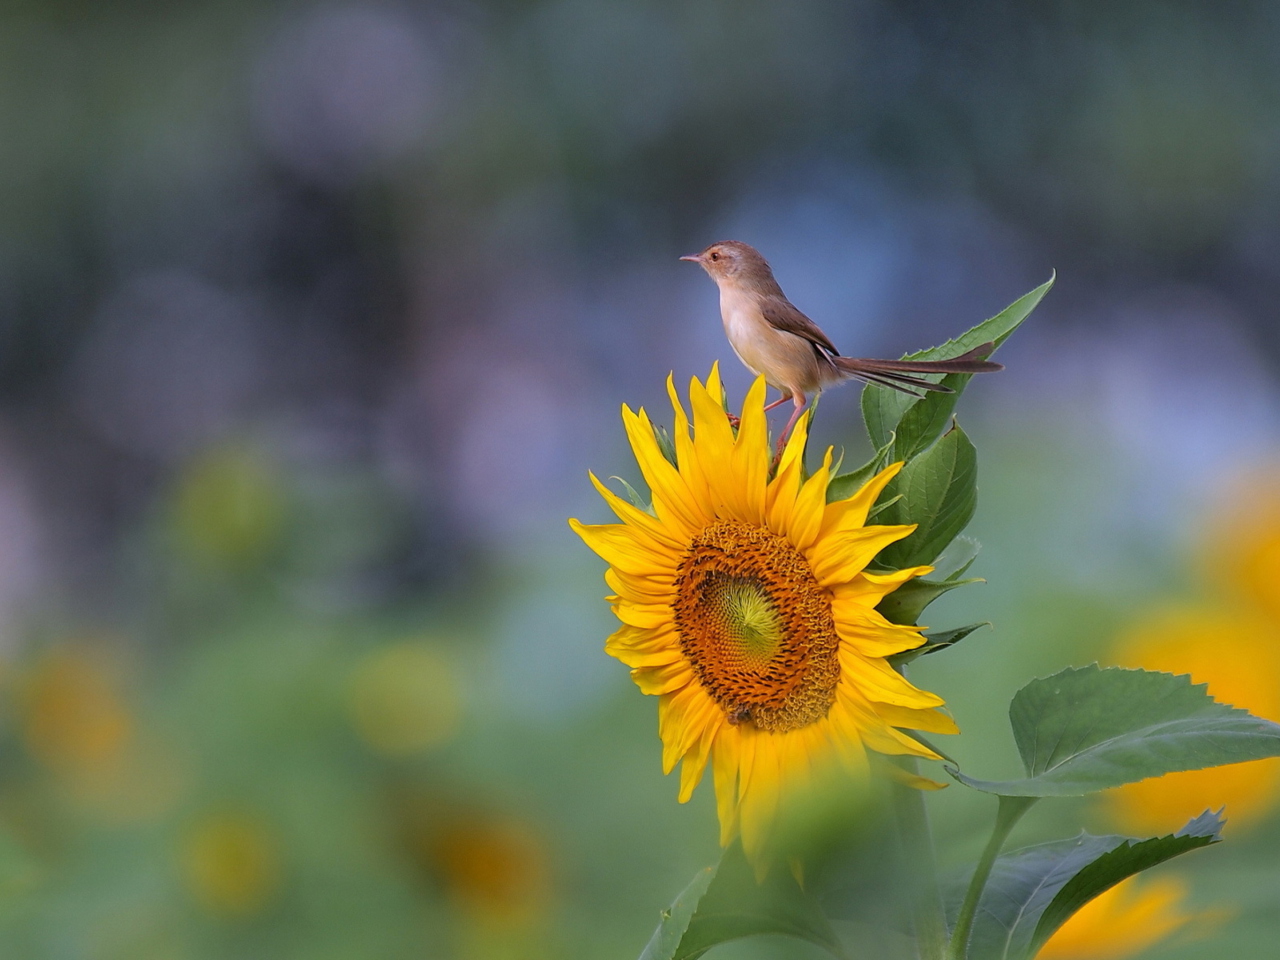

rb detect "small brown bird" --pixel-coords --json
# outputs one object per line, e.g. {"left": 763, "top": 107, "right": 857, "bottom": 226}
{"left": 681, "top": 240, "right": 1002, "bottom": 450}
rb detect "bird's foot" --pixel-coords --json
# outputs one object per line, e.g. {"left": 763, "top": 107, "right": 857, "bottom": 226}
{"left": 726, "top": 412, "right": 741, "bottom": 429}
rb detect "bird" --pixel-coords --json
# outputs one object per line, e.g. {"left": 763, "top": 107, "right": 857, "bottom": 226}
{"left": 680, "top": 240, "right": 1003, "bottom": 452}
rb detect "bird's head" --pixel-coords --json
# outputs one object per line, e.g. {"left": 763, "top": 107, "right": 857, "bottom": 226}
{"left": 680, "top": 241, "right": 775, "bottom": 289}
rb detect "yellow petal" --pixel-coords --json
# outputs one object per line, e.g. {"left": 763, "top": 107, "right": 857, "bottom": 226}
{"left": 874, "top": 701, "right": 960, "bottom": 736}
{"left": 781, "top": 726, "right": 819, "bottom": 796}
{"left": 809, "top": 524, "right": 916, "bottom": 586}
{"left": 604, "top": 625, "right": 684, "bottom": 668}
{"left": 786, "top": 448, "right": 834, "bottom": 550}
{"left": 831, "top": 695, "right": 897, "bottom": 755}
{"left": 588, "top": 472, "right": 689, "bottom": 552}
{"left": 834, "top": 693, "right": 941, "bottom": 758}
{"left": 604, "top": 567, "right": 675, "bottom": 605}
{"left": 631, "top": 659, "right": 694, "bottom": 696}
{"left": 737, "top": 731, "right": 780, "bottom": 872}
{"left": 660, "top": 684, "right": 715, "bottom": 774}
{"left": 608, "top": 645, "right": 682, "bottom": 669}
{"left": 830, "top": 565, "right": 935, "bottom": 608}
{"left": 622, "top": 406, "right": 705, "bottom": 533}
{"left": 824, "top": 715, "right": 871, "bottom": 775}
{"left": 706, "top": 361, "right": 725, "bottom": 404}
{"left": 880, "top": 763, "right": 949, "bottom": 790}
{"left": 678, "top": 714, "right": 722, "bottom": 803}
{"left": 612, "top": 598, "right": 676, "bottom": 630}
{"left": 728, "top": 376, "right": 770, "bottom": 524}
{"left": 775, "top": 407, "right": 811, "bottom": 478}
{"left": 840, "top": 648, "right": 946, "bottom": 709}
{"left": 712, "top": 729, "right": 741, "bottom": 846}
{"left": 765, "top": 443, "right": 804, "bottom": 535}
{"left": 666, "top": 374, "right": 716, "bottom": 518}
{"left": 688, "top": 375, "right": 737, "bottom": 514}
{"left": 820, "top": 461, "right": 905, "bottom": 538}
{"left": 763, "top": 405, "right": 813, "bottom": 537}
{"left": 606, "top": 623, "right": 678, "bottom": 650}
{"left": 832, "top": 603, "right": 928, "bottom": 657}
{"left": 736, "top": 726, "right": 757, "bottom": 825}
{"left": 569, "top": 520, "right": 670, "bottom": 577}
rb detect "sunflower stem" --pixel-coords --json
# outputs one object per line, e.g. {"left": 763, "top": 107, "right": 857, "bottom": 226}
{"left": 948, "top": 795, "right": 1038, "bottom": 960}
{"left": 889, "top": 756, "right": 948, "bottom": 960}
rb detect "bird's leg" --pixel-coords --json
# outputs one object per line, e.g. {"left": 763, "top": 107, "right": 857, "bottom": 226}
{"left": 732, "top": 392, "right": 789, "bottom": 429}
{"left": 763, "top": 392, "right": 792, "bottom": 414}
{"left": 755, "top": 391, "right": 792, "bottom": 440}
{"left": 775, "top": 392, "right": 808, "bottom": 460}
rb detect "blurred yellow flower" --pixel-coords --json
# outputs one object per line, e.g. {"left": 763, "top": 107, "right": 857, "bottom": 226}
{"left": 169, "top": 442, "right": 287, "bottom": 568}
{"left": 1038, "top": 875, "right": 1208, "bottom": 960}
{"left": 570, "top": 369, "right": 954, "bottom": 868}
{"left": 429, "top": 814, "right": 551, "bottom": 923}
{"left": 1200, "top": 466, "right": 1280, "bottom": 618}
{"left": 1103, "top": 606, "right": 1280, "bottom": 834}
{"left": 392, "top": 786, "right": 554, "bottom": 956}
{"left": 409, "top": 808, "right": 556, "bottom": 960}
{"left": 23, "top": 647, "right": 131, "bottom": 776}
{"left": 78, "top": 737, "right": 189, "bottom": 826}
{"left": 182, "top": 810, "right": 281, "bottom": 918}
{"left": 348, "top": 643, "right": 461, "bottom": 755}
{"left": 21, "top": 646, "right": 187, "bottom": 823}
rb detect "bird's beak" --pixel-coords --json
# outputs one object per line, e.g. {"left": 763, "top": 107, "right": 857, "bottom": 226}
{"left": 679, "top": 254, "right": 703, "bottom": 263}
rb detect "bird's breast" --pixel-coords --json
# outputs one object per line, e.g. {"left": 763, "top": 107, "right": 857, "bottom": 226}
{"left": 718, "top": 288, "right": 824, "bottom": 393}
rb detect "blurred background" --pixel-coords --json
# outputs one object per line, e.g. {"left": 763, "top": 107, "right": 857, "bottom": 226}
{"left": 2, "top": 0, "right": 1280, "bottom": 957}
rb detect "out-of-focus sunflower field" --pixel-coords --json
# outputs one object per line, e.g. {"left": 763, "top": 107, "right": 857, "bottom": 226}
{"left": 4, "top": 1, "right": 1280, "bottom": 957}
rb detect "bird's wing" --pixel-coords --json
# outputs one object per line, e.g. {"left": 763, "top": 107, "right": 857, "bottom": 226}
{"left": 758, "top": 297, "right": 841, "bottom": 360}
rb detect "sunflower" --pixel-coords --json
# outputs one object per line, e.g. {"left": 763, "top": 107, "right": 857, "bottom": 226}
{"left": 1037, "top": 874, "right": 1219, "bottom": 960}
{"left": 1102, "top": 606, "right": 1280, "bottom": 834}
{"left": 569, "top": 367, "right": 957, "bottom": 865}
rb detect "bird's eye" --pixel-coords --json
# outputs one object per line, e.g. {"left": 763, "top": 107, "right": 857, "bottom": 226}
{"left": 710, "top": 252, "right": 719, "bottom": 261}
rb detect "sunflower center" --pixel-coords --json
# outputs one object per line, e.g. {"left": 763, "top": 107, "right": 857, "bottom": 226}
{"left": 673, "top": 520, "right": 840, "bottom": 733}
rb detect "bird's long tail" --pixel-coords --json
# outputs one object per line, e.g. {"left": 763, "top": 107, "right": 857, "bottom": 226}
{"left": 833, "top": 342, "right": 1002, "bottom": 396}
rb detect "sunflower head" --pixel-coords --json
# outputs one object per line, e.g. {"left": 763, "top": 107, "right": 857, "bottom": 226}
{"left": 570, "top": 367, "right": 957, "bottom": 868}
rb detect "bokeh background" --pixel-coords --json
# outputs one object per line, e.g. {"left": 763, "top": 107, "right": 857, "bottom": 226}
{"left": 2, "top": 1, "right": 1280, "bottom": 957}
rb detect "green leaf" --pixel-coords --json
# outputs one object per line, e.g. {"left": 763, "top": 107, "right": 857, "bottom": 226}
{"left": 862, "top": 275, "right": 1053, "bottom": 458}
{"left": 639, "top": 842, "right": 846, "bottom": 960}
{"left": 1028, "top": 810, "right": 1223, "bottom": 956}
{"left": 611, "top": 476, "right": 653, "bottom": 513}
{"left": 867, "top": 494, "right": 904, "bottom": 521}
{"left": 950, "top": 665, "right": 1280, "bottom": 797}
{"left": 934, "top": 535, "right": 980, "bottom": 582}
{"left": 876, "top": 576, "right": 982, "bottom": 626}
{"left": 826, "top": 436, "right": 895, "bottom": 504}
{"left": 890, "top": 622, "right": 989, "bottom": 666}
{"left": 653, "top": 424, "right": 678, "bottom": 468}
{"left": 875, "top": 423, "right": 977, "bottom": 569}
{"left": 639, "top": 867, "right": 715, "bottom": 960}
{"left": 830, "top": 922, "right": 917, "bottom": 960}
{"left": 944, "top": 811, "right": 1222, "bottom": 960}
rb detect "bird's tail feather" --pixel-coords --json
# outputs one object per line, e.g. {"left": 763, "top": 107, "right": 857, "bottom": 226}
{"left": 839, "top": 367, "right": 953, "bottom": 396}
{"left": 834, "top": 341, "right": 1002, "bottom": 396}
